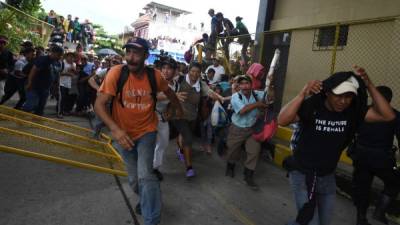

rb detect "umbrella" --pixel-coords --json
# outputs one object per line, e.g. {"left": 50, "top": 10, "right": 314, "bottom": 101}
{"left": 97, "top": 48, "right": 118, "bottom": 56}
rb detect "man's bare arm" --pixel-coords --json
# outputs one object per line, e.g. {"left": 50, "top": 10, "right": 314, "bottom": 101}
{"left": 26, "top": 66, "right": 38, "bottom": 90}
{"left": 278, "top": 80, "right": 322, "bottom": 126}
{"left": 353, "top": 66, "right": 396, "bottom": 122}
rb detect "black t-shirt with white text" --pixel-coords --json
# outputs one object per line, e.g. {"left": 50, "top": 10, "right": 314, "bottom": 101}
{"left": 294, "top": 98, "right": 353, "bottom": 175}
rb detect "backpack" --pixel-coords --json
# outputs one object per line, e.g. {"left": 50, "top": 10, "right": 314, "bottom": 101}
{"left": 237, "top": 90, "right": 258, "bottom": 102}
{"left": 112, "top": 65, "right": 157, "bottom": 110}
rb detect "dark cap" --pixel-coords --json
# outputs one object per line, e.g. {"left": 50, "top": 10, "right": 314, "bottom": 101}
{"left": 161, "top": 57, "right": 177, "bottom": 69}
{"left": 50, "top": 45, "right": 64, "bottom": 54}
{"left": 21, "top": 41, "right": 33, "bottom": 48}
{"left": 236, "top": 75, "right": 252, "bottom": 83}
{"left": 235, "top": 16, "right": 243, "bottom": 21}
{"left": 123, "top": 37, "right": 150, "bottom": 52}
{"left": 22, "top": 47, "right": 35, "bottom": 54}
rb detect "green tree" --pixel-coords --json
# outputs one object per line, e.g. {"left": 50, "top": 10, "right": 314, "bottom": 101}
{"left": 92, "top": 24, "right": 123, "bottom": 55}
{"left": 6, "top": 0, "right": 41, "bottom": 14}
{"left": 1, "top": 1, "right": 51, "bottom": 53}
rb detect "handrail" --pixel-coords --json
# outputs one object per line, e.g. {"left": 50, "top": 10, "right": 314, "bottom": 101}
{"left": 0, "top": 145, "right": 127, "bottom": 176}
{"left": 0, "top": 1, "right": 54, "bottom": 28}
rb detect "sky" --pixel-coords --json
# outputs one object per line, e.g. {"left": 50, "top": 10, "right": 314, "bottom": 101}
{"left": 41, "top": 0, "right": 261, "bottom": 35}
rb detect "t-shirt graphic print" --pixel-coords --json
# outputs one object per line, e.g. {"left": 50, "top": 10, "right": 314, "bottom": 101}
{"left": 99, "top": 65, "right": 169, "bottom": 140}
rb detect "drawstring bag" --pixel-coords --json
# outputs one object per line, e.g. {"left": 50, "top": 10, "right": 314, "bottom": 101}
{"left": 252, "top": 104, "right": 278, "bottom": 142}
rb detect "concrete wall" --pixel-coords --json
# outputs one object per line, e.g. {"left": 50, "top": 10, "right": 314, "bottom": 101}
{"left": 282, "top": 20, "right": 400, "bottom": 109}
{"left": 270, "top": 0, "right": 400, "bottom": 30}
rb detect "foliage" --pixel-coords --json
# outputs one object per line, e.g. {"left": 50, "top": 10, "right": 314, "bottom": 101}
{"left": 0, "top": 1, "right": 123, "bottom": 55}
{"left": 6, "top": 0, "right": 41, "bottom": 14}
{"left": 0, "top": 1, "right": 50, "bottom": 53}
{"left": 92, "top": 23, "right": 123, "bottom": 55}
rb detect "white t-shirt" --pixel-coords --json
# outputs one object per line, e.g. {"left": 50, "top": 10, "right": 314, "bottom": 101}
{"left": 95, "top": 67, "right": 108, "bottom": 79}
{"left": 12, "top": 57, "right": 28, "bottom": 78}
{"left": 60, "top": 61, "right": 76, "bottom": 89}
{"left": 206, "top": 65, "right": 225, "bottom": 84}
{"left": 155, "top": 80, "right": 179, "bottom": 121}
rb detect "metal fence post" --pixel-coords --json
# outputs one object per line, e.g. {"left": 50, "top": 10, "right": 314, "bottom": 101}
{"left": 330, "top": 23, "right": 340, "bottom": 75}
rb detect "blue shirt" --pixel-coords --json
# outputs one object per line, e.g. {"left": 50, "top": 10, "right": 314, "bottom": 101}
{"left": 231, "top": 90, "right": 265, "bottom": 128}
{"left": 83, "top": 62, "right": 94, "bottom": 76}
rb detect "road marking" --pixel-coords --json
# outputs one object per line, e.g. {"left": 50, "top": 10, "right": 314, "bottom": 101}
{"left": 204, "top": 185, "right": 257, "bottom": 225}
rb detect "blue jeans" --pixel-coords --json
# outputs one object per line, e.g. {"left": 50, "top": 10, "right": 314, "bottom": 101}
{"left": 23, "top": 89, "right": 50, "bottom": 115}
{"left": 287, "top": 170, "right": 336, "bottom": 225}
{"left": 113, "top": 132, "right": 161, "bottom": 225}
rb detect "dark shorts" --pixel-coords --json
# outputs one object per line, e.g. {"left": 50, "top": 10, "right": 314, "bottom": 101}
{"left": 172, "top": 119, "right": 196, "bottom": 148}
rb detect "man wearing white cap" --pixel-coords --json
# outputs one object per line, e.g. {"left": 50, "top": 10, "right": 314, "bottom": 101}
{"left": 278, "top": 66, "right": 395, "bottom": 225}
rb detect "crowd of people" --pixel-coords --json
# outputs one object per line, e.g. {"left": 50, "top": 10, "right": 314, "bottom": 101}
{"left": 0, "top": 35, "right": 116, "bottom": 118}
{"left": 1, "top": 20, "right": 399, "bottom": 225}
{"left": 190, "top": 9, "right": 252, "bottom": 67}
{"left": 45, "top": 10, "right": 95, "bottom": 51}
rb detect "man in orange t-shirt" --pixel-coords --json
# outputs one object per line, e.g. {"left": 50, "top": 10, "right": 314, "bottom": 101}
{"left": 95, "top": 37, "right": 183, "bottom": 225}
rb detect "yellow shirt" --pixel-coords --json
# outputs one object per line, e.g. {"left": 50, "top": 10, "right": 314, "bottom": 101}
{"left": 63, "top": 20, "right": 71, "bottom": 32}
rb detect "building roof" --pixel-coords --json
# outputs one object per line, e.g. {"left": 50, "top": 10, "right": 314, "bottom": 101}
{"left": 144, "top": 2, "right": 191, "bottom": 15}
{"left": 131, "top": 14, "right": 151, "bottom": 28}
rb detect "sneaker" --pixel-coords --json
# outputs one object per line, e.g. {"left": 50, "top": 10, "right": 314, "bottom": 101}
{"left": 176, "top": 148, "right": 184, "bottom": 162}
{"left": 186, "top": 169, "right": 196, "bottom": 178}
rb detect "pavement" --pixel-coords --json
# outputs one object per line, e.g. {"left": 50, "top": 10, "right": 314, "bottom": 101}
{"left": 0, "top": 98, "right": 371, "bottom": 225}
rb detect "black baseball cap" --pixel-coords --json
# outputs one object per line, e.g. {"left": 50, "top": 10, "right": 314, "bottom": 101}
{"left": 123, "top": 37, "right": 150, "bottom": 52}
{"left": 161, "top": 57, "right": 177, "bottom": 69}
{"left": 50, "top": 45, "right": 64, "bottom": 54}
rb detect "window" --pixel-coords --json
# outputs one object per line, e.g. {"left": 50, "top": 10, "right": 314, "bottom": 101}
{"left": 313, "top": 25, "right": 349, "bottom": 51}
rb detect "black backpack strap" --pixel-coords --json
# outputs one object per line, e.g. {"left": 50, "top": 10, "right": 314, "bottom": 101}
{"left": 252, "top": 91, "right": 258, "bottom": 101}
{"left": 238, "top": 92, "right": 243, "bottom": 101}
{"left": 176, "top": 75, "right": 185, "bottom": 92}
{"left": 113, "top": 65, "right": 158, "bottom": 110}
{"left": 145, "top": 67, "right": 157, "bottom": 110}
{"left": 174, "top": 81, "right": 179, "bottom": 92}
{"left": 238, "top": 91, "right": 259, "bottom": 101}
{"left": 116, "top": 65, "right": 130, "bottom": 107}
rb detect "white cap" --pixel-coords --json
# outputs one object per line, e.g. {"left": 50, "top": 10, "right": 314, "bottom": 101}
{"left": 332, "top": 76, "right": 359, "bottom": 95}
